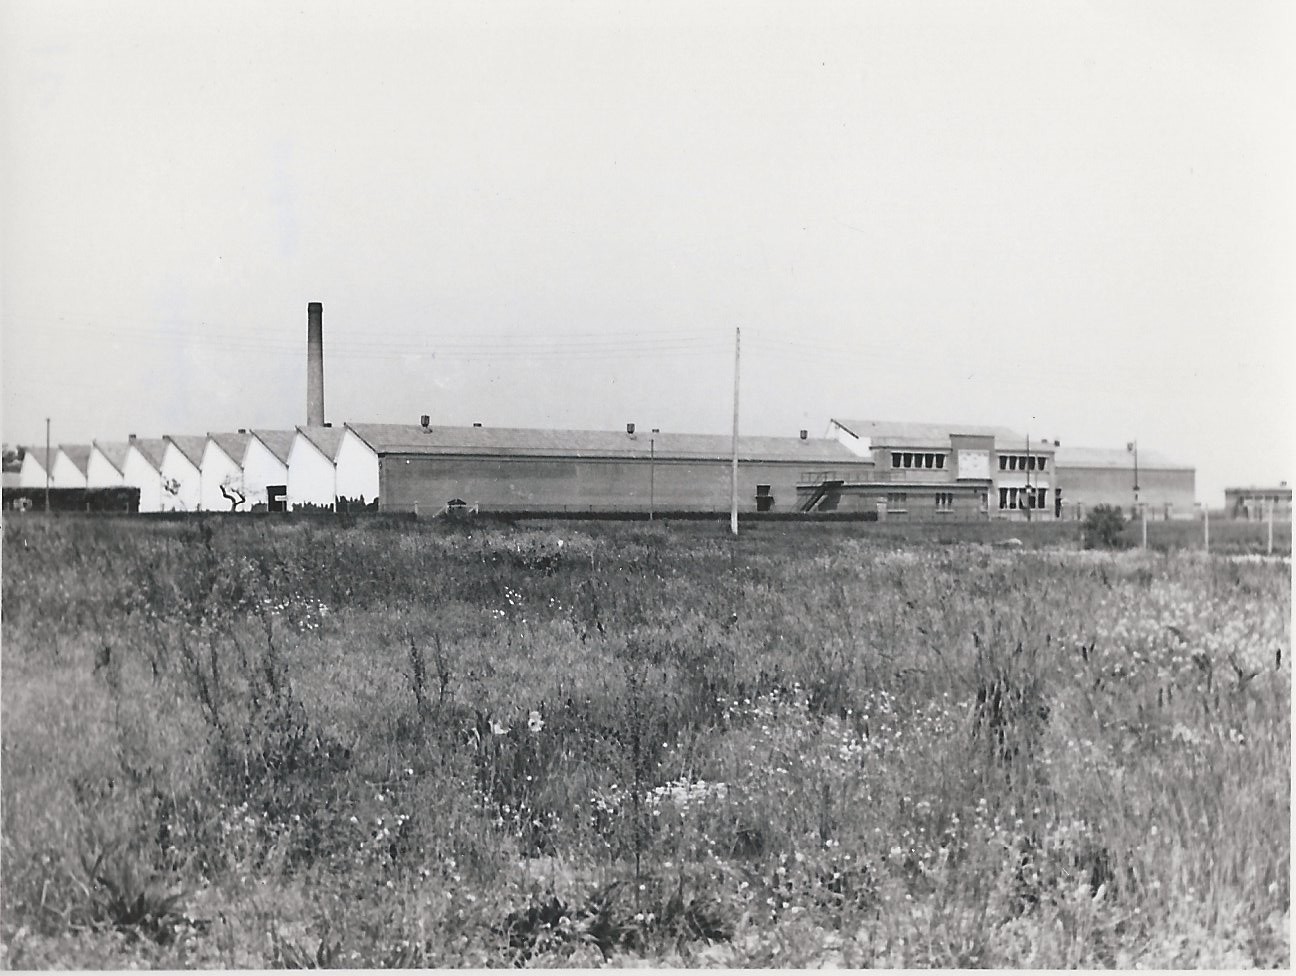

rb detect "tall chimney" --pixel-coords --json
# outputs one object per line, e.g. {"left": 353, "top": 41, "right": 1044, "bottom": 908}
{"left": 307, "top": 302, "right": 325, "bottom": 426}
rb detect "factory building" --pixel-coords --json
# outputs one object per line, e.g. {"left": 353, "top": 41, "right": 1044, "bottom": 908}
{"left": 87, "top": 442, "right": 131, "bottom": 487}
{"left": 287, "top": 426, "right": 345, "bottom": 510}
{"left": 243, "top": 431, "right": 295, "bottom": 512}
{"left": 356, "top": 420, "right": 872, "bottom": 515}
{"left": 1053, "top": 446, "right": 1195, "bottom": 520}
{"left": 200, "top": 432, "right": 253, "bottom": 512}
{"left": 1224, "top": 485, "right": 1292, "bottom": 521}
{"left": 336, "top": 426, "right": 381, "bottom": 507}
{"left": 18, "top": 446, "right": 53, "bottom": 489}
{"left": 160, "top": 436, "right": 206, "bottom": 512}
{"left": 123, "top": 437, "right": 167, "bottom": 512}
{"left": 827, "top": 419, "right": 1059, "bottom": 520}
{"left": 52, "top": 445, "right": 92, "bottom": 488}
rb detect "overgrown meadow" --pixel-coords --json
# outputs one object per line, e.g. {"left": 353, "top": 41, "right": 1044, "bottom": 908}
{"left": 1, "top": 516, "right": 1289, "bottom": 967}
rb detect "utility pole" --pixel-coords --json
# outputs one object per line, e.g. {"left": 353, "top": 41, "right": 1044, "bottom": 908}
{"left": 1203, "top": 503, "right": 1210, "bottom": 554}
{"left": 1025, "top": 433, "right": 1032, "bottom": 522}
{"left": 44, "top": 418, "right": 51, "bottom": 513}
{"left": 730, "top": 328, "right": 740, "bottom": 537}
{"left": 1268, "top": 497, "right": 1274, "bottom": 555}
{"left": 1129, "top": 439, "right": 1143, "bottom": 548}
{"left": 649, "top": 429, "right": 657, "bottom": 521}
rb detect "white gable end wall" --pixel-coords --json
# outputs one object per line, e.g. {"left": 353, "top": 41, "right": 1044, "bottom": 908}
{"left": 160, "top": 444, "right": 202, "bottom": 511}
{"left": 336, "top": 429, "right": 380, "bottom": 505}
{"left": 86, "top": 449, "right": 125, "bottom": 487}
{"left": 52, "top": 452, "right": 88, "bottom": 488}
{"left": 200, "top": 442, "right": 247, "bottom": 511}
{"left": 18, "top": 455, "right": 49, "bottom": 489}
{"left": 243, "top": 439, "right": 289, "bottom": 509}
{"left": 124, "top": 449, "right": 163, "bottom": 512}
{"left": 287, "top": 434, "right": 336, "bottom": 510}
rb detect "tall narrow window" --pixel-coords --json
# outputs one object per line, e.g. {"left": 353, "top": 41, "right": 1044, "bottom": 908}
{"left": 935, "top": 455, "right": 945, "bottom": 469}
{"left": 892, "top": 453, "right": 902, "bottom": 468}
{"left": 999, "top": 487, "right": 1009, "bottom": 509}
{"left": 999, "top": 456, "right": 1008, "bottom": 471}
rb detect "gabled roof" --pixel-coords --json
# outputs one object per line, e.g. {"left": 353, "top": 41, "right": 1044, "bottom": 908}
{"left": 164, "top": 435, "right": 208, "bottom": 468}
{"left": 57, "top": 444, "right": 92, "bottom": 475}
{"left": 296, "top": 425, "right": 346, "bottom": 462}
{"left": 345, "top": 423, "right": 867, "bottom": 465}
{"left": 1054, "top": 446, "right": 1192, "bottom": 471}
{"left": 207, "top": 432, "right": 252, "bottom": 466}
{"left": 126, "top": 437, "right": 168, "bottom": 471}
{"left": 248, "top": 430, "right": 296, "bottom": 464}
{"left": 19, "top": 446, "right": 54, "bottom": 472}
{"left": 91, "top": 441, "right": 132, "bottom": 475}
{"left": 832, "top": 419, "right": 1045, "bottom": 452}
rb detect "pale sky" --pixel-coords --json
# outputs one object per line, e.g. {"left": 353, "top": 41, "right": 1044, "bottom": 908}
{"left": 3, "top": 1, "right": 1293, "bottom": 505}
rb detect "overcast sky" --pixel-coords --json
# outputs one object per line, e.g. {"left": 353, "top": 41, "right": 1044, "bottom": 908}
{"left": 3, "top": 1, "right": 1293, "bottom": 504}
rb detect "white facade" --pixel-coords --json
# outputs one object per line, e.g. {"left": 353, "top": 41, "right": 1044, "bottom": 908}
{"left": 160, "top": 439, "right": 203, "bottom": 512}
{"left": 244, "top": 431, "right": 293, "bottom": 510}
{"left": 123, "top": 441, "right": 165, "bottom": 513}
{"left": 87, "top": 444, "right": 128, "bottom": 487}
{"left": 52, "top": 448, "right": 90, "bottom": 488}
{"left": 336, "top": 427, "right": 380, "bottom": 506}
{"left": 287, "top": 428, "right": 339, "bottom": 510}
{"left": 18, "top": 450, "right": 51, "bottom": 489}
{"left": 200, "top": 438, "right": 248, "bottom": 512}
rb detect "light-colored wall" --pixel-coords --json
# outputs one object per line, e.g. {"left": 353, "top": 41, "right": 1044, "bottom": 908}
{"left": 379, "top": 454, "right": 873, "bottom": 514}
{"left": 200, "top": 441, "right": 246, "bottom": 512}
{"left": 18, "top": 454, "right": 48, "bottom": 489}
{"left": 1056, "top": 465, "right": 1195, "bottom": 519}
{"left": 243, "top": 439, "right": 288, "bottom": 510}
{"left": 160, "top": 444, "right": 202, "bottom": 511}
{"left": 123, "top": 448, "right": 162, "bottom": 512}
{"left": 336, "top": 430, "right": 380, "bottom": 505}
{"left": 287, "top": 435, "right": 336, "bottom": 510}
{"left": 52, "top": 452, "right": 88, "bottom": 488}
{"left": 86, "top": 449, "right": 125, "bottom": 487}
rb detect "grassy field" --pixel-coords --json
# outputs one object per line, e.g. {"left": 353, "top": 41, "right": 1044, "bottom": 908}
{"left": 1, "top": 515, "right": 1289, "bottom": 967}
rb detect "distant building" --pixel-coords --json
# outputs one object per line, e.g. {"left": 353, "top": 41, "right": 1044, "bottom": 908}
{"left": 829, "top": 419, "right": 1058, "bottom": 520}
{"left": 336, "top": 425, "right": 382, "bottom": 507}
{"left": 358, "top": 421, "right": 873, "bottom": 515}
{"left": 287, "top": 426, "right": 346, "bottom": 510}
{"left": 160, "top": 436, "right": 206, "bottom": 511}
{"left": 52, "top": 445, "right": 92, "bottom": 488}
{"left": 88, "top": 441, "right": 131, "bottom": 487}
{"left": 200, "top": 431, "right": 253, "bottom": 512}
{"left": 123, "top": 437, "right": 167, "bottom": 512}
{"left": 244, "top": 430, "right": 295, "bottom": 511}
{"left": 1054, "top": 446, "right": 1195, "bottom": 520}
{"left": 1224, "top": 484, "right": 1291, "bottom": 521}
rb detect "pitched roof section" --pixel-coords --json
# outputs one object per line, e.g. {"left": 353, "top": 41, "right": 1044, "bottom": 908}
{"left": 164, "top": 435, "right": 208, "bottom": 468}
{"left": 1054, "top": 446, "right": 1191, "bottom": 471}
{"left": 92, "top": 441, "right": 132, "bottom": 475}
{"left": 249, "top": 430, "right": 296, "bottom": 464}
{"left": 346, "top": 423, "right": 867, "bottom": 465}
{"left": 126, "top": 438, "right": 168, "bottom": 470}
{"left": 57, "top": 444, "right": 92, "bottom": 475}
{"left": 208, "top": 432, "right": 252, "bottom": 465}
{"left": 20, "top": 446, "right": 54, "bottom": 472}
{"left": 296, "top": 426, "right": 346, "bottom": 461}
{"left": 832, "top": 419, "right": 1044, "bottom": 452}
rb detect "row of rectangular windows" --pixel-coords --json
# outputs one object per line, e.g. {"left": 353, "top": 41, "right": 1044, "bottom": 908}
{"left": 891, "top": 453, "right": 946, "bottom": 469}
{"left": 886, "top": 491, "right": 957, "bottom": 510}
{"left": 1000, "top": 454, "right": 1047, "bottom": 471}
{"left": 1000, "top": 486, "right": 1047, "bottom": 510}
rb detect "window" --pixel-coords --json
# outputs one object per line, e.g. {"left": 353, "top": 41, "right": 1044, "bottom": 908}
{"left": 1038, "top": 457, "right": 1047, "bottom": 472}
{"left": 999, "top": 487, "right": 1009, "bottom": 509}
{"left": 999, "top": 456, "right": 1008, "bottom": 471}
{"left": 887, "top": 492, "right": 907, "bottom": 508}
{"left": 755, "top": 484, "right": 771, "bottom": 496}
{"left": 892, "top": 453, "right": 902, "bottom": 469}
{"left": 903, "top": 452, "right": 913, "bottom": 468}
{"left": 1036, "top": 488, "right": 1048, "bottom": 509}
{"left": 935, "top": 454, "right": 945, "bottom": 469}
{"left": 935, "top": 492, "right": 953, "bottom": 511}
{"left": 924, "top": 453, "right": 934, "bottom": 468}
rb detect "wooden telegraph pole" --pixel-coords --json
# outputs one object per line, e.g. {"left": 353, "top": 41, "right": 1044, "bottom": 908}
{"left": 730, "top": 328, "right": 740, "bottom": 537}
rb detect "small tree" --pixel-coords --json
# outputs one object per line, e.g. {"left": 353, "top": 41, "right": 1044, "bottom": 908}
{"left": 1084, "top": 504, "right": 1126, "bottom": 549}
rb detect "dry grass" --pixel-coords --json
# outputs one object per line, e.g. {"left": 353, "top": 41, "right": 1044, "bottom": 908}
{"left": 1, "top": 515, "right": 1289, "bottom": 967}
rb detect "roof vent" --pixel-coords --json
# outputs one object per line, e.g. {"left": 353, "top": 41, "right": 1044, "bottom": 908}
{"left": 128, "top": 433, "right": 137, "bottom": 441}
{"left": 420, "top": 415, "right": 430, "bottom": 429}
{"left": 800, "top": 429, "right": 808, "bottom": 440}
{"left": 237, "top": 428, "right": 247, "bottom": 434}
{"left": 626, "top": 423, "right": 636, "bottom": 436}
{"left": 323, "top": 422, "right": 332, "bottom": 428}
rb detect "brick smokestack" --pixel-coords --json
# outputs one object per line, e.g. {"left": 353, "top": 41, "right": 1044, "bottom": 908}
{"left": 307, "top": 302, "right": 325, "bottom": 426}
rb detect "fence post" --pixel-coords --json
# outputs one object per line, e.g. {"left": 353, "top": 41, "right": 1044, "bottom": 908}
{"left": 1268, "top": 499, "right": 1274, "bottom": 556}
{"left": 1204, "top": 505, "right": 1209, "bottom": 554}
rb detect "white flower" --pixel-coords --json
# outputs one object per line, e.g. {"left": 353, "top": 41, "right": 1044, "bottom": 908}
{"left": 490, "top": 719, "right": 509, "bottom": 736}
{"left": 528, "top": 710, "right": 544, "bottom": 733}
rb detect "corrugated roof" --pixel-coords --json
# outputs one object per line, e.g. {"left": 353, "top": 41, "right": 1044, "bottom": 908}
{"left": 297, "top": 425, "right": 346, "bottom": 461}
{"left": 207, "top": 432, "right": 252, "bottom": 465}
{"left": 832, "top": 419, "right": 1047, "bottom": 452}
{"left": 57, "top": 444, "right": 92, "bottom": 475}
{"left": 346, "top": 423, "right": 867, "bottom": 464}
{"left": 164, "top": 435, "right": 208, "bottom": 467}
{"left": 1054, "top": 446, "right": 1191, "bottom": 471}
{"left": 92, "top": 441, "right": 132, "bottom": 474}
{"left": 249, "top": 430, "right": 296, "bottom": 464}
{"left": 127, "top": 437, "right": 168, "bottom": 470}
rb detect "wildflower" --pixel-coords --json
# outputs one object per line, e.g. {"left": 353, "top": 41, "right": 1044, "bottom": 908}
{"left": 490, "top": 719, "right": 509, "bottom": 736}
{"left": 528, "top": 710, "right": 544, "bottom": 733}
